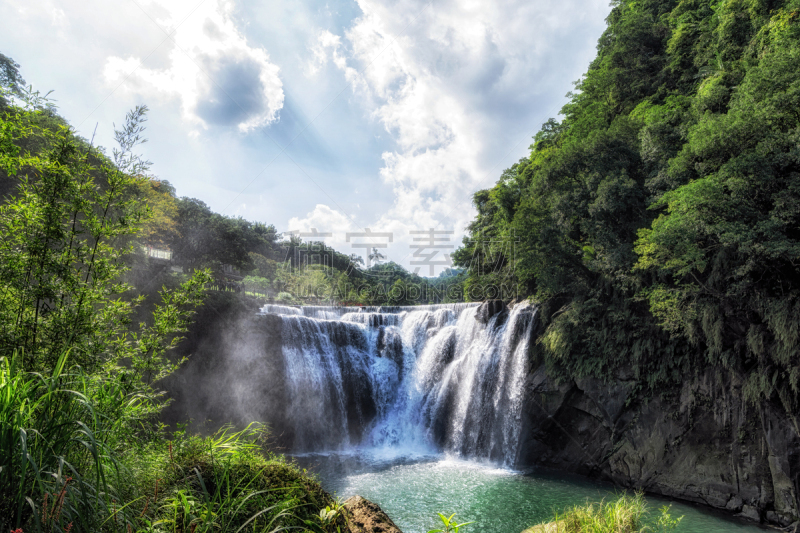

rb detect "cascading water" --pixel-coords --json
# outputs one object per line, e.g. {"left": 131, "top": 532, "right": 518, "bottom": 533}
{"left": 250, "top": 303, "right": 765, "bottom": 533}
{"left": 261, "top": 301, "right": 537, "bottom": 466}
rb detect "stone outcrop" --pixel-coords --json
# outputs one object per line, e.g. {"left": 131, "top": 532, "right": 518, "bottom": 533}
{"left": 475, "top": 299, "right": 505, "bottom": 324}
{"left": 517, "top": 363, "right": 800, "bottom": 528}
{"left": 344, "top": 495, "right": 403, "bottom": 533}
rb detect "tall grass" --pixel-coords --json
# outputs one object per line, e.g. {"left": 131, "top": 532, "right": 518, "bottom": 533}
{"left": 0, "top": 351, "right": 131, "bottom": 532}
{"left": 0, "top": 353, "right": 343, "bottom": 533}
{"left": 526, "top": 492, "right": 682, "bottom": 533}
{"left": 125, "top": 425, "right": 343, "bottom": 533}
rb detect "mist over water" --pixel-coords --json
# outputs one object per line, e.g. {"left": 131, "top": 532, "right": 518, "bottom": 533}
{"left": 261, "top": 302, "right": 537, "bottom": 465}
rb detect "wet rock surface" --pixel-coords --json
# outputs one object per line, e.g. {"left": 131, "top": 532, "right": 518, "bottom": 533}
{"left": 475, "top": 299, "right": 505, "bottom": 324}
{"left": 517, "top": 365, "right": 800, "bottom": 528}
{"left": 344, "top": 495, "right": 403, "bottom": 533}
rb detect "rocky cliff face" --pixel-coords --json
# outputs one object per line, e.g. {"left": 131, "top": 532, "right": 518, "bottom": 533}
{"left": 516, "top": 361, "right": 800, "bottom": 528}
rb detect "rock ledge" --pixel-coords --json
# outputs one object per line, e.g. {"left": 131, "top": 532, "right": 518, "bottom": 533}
{"left": 344, "top": 495, "right": 403, "bottom": 533}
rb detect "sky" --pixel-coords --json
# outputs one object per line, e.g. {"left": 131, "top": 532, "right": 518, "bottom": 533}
{"left": 0, "top": 0, "right": 611, "bottom": 275}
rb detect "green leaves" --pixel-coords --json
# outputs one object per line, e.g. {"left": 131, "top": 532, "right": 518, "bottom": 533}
{"left": 543, "top": 491, "right": 682, "bottom": 533}
{"left": 0, "top": 89, "right": 214, "bottom": 529}
{"left": 456, "top": 0, "right": 800, "bottom": 406}
{"left": 630, "top": 11, "right": 800, "bottom": 403}
{"left": 427, "top": 512, "right": 474, "bottom": 533}
{"left": 317, "top": 503, "right": 340, "bottom": 526}
{"left": 0, "top": 102, "right": 145, "bottom": 370}
{"left": 0, "top": 96, "right": 212, "bottom": 380}
{"left": 0, "top": 351, "right": 131, "bottom": 530}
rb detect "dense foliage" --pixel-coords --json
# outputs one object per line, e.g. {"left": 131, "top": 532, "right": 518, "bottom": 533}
{"left": 454, "top": 0, "right": 800, "bottom": 408}
{"left": 133, "top": 178, "right": 466, "bottom": 305}
{"left": 0, "top": 84, "right": 349, "bottom": 532}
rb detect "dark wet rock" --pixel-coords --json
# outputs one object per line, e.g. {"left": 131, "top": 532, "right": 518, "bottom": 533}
{"left": 344, "top": 495, "right": 402, "bottom": 533}
{"left": 739, "top": 505, "right": 761, "bottom": 522}
{"left": 516, "top": 365, "right": 800, "bottom": 528}
{"left": 726, "top": 495, "right": 744, "bottom": 512}
{"left": 475, "top": 299, "right": 505, "bottom": 324}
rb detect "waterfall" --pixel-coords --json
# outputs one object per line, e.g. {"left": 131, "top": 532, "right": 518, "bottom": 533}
{"left": 260, "top": 301, "right": 537, "bottom": 466}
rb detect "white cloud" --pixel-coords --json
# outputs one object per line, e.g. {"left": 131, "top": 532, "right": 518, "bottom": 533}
{"left": 103, "top": 0, "right": 284, "bottom": 133}
{"left": 308, "top": 0, "right": 609, "bottom": 267}
{"left": 4, "top": 0, "right": 69, "bottom": 35}
{"left": 307, "top": 30, "right": 342, "bottom": 76}
{"left": 287, "top": 204, "right": 358, "bottom": 237}
{"left": 287, "top": 204, "right": 416, "bottom": 267}
{"left": 287, "top": 202, "right": 462, "bottom": 271}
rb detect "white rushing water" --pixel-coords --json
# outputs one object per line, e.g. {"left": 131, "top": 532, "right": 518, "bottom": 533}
{"left": 260, "top": 302, "right": 538, "bottom": 466}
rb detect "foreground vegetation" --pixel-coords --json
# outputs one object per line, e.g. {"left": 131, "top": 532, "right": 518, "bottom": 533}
{"left": 0, "top": 79, "right": 351, "bottom": 532}
{"left": 525, "top": 493, "right": 682, "bottom": 533}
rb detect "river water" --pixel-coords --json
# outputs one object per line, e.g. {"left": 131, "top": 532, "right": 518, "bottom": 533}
{"left": 293, "top": 451, "right": 767, "bottom": 533}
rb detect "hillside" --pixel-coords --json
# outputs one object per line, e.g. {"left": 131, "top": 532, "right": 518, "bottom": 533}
{"left": 455, "top": 0, "right": 800, "bottom": 414}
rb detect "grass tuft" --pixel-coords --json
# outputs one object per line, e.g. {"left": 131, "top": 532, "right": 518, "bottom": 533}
{"left": 525, "top": 492, "right": 682, "bottom": 533}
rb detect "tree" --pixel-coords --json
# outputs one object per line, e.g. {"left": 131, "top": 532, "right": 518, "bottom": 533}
{"left": 0, "top": 87, "right": 213, "bottom": 529}
{"left": 634, "top": 24, "right": 800, "bottom": 406}
{"left": 169, "top": 197, "right": 280, "bottom": 274}
{"left": 388, "top": 278, "right": 413, "bottom": 305}
{"left": 453, "top": 0, "right": 800, "bottom": 400}
{"left": 0, "top": 53, "right": 25, "bottom": 99}
{"left": 135, "top": 178, "right": 180, "bottom": 247}
{"left": 0, "top": 96, "right": 210, "bottom": 373}
{"left": 368, "top": 247, "right": 386, "bottom": 266}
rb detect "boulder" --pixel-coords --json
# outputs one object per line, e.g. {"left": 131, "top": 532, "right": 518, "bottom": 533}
{"left": 739, "top": 505, "right": 761, "bottom": 522}
{"left": 344, "top": 495, "right": 403, "bottom": 533}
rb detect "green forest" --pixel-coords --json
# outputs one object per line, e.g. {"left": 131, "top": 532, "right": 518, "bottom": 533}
{"left": 1, "top": 0, "right": 799, "bottom": 530}
{"left": 454, "top": 0, "right": 800, "bottom": 409}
